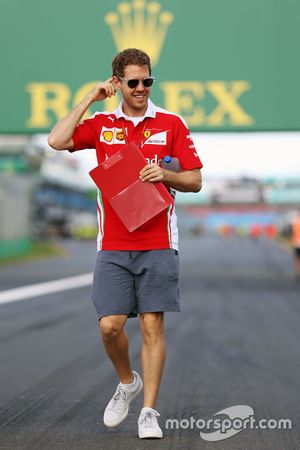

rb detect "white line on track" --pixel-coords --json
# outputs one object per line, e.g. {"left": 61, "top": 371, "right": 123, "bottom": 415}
{"left": 0, "top": 273, "right": 93, "bottom": 305}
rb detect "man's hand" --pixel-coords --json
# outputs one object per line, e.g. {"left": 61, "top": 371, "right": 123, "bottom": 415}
{"left": 48, "top": 77, "right": 117, "bottom": 150}
{"left": 89, "top": 77, "right": 117, "bottom": 102}
{"left": 139, "top": 163, "right": 165, "bottom": 183}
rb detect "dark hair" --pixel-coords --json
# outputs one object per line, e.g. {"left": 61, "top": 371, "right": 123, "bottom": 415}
{"left": 112, "top": 48, "right": 152, "bottom": 78}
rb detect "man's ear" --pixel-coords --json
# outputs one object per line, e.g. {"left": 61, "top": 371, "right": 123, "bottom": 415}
{"left": 112, "top": 75, "right": 121, "bottom": 90}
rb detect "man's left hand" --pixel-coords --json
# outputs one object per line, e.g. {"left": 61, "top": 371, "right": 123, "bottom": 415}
{"left": 139, "top": 163, "right": 165, "bottom": 183}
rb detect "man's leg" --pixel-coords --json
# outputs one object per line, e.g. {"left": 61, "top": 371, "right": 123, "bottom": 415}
{"left": 139, "top": 312, "right": 166, "bottom": 408}
{"left": 101, "top": 314, "right": 143, "bottom": 427}
{"left": 99, "top": 314, "right": 134, "bottom": 383}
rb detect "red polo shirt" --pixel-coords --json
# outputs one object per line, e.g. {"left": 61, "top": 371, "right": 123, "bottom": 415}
{"left": 70, "top": 100, "right": 203, "bottom": 251}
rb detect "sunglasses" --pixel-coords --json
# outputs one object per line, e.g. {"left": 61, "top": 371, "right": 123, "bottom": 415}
{"left": 119, "top": 77, "right": 155, "bottom": 89}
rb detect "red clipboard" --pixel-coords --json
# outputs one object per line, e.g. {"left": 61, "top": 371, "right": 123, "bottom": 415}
{"left": 89, "top": 142, "right": 174, "bottom": 232}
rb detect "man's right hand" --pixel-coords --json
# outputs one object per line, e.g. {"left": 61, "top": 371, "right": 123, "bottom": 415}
{"left": 48, "top": 77, "right": 117, "bottom": 151}
{"left": 89, "top": 77, "right": 117, "bottom": 102}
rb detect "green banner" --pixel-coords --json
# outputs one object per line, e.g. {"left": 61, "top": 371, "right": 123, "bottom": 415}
{"left": 1, "top": 0, "right": 299, "bottom": 133}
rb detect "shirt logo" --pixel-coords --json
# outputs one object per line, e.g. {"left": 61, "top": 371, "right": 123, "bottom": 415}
{"left": 144, "top": 130, "right": 151, "bottom": 138}
{"left": 144, "top": 131, "right": 167, "bottom": 146}
{"left": 145, "top": 154, "right": 163, "bottom": 165}
{"left": 115, "top": 130, "right": 125, "bottom": 141}
{"left": 100, "top": 127, "right": 126, "bottom": 145}
{"left": 102, "top": 130, "right": 113, "bottom": 142}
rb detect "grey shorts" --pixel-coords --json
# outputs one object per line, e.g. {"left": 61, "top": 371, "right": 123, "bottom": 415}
{"left": 91, "top": 249, "right": 180, "bottom": 319}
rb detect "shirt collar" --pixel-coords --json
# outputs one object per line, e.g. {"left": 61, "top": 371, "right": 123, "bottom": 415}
{"left": 114, "top": 99, "right": 156, "bottom": 120}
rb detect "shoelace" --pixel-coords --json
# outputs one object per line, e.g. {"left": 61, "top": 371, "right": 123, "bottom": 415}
{"left": 139, "top": 410, "right": 160, "bottom": 428}
{"left": 109, "top": 385, "right": 127, "bottom": 412}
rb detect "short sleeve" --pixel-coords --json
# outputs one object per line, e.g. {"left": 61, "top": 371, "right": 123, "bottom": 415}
{"left": 69, "top": 117, "right": 97, "bottom": 152}
{"left": 171, "top": 116, "right": 203, "bottom": 170}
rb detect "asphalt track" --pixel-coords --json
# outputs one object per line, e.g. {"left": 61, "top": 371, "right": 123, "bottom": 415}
{"left": 0, "top": 235, "right": 299, "bottom": 450}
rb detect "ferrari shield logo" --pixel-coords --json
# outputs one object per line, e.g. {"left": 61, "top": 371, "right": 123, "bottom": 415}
{"left": 144, "top": 130, "right": 151, "bottom": 138}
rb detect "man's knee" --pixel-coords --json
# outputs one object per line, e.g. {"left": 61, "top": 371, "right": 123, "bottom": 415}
{"left": 140, "top": 312, "right": 164, "bottom": 341}
{"left": 100, "top": 316, "right": 126, "bottom": 341}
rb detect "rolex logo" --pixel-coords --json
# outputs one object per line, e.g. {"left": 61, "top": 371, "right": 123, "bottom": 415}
{"left": 105, "top": 0, "right": 174, "bottom": 67}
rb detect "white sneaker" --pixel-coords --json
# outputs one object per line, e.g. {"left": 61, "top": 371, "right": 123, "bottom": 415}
{"left": 138, "top": 407, "right": 163, "bottom": 439}
{"left": 103, "top": 371, "right": 143, "bottom": 427}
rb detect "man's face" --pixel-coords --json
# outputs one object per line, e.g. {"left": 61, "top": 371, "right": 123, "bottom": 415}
{"left": 115, "top": 64, "right": 151, "bottom": 116}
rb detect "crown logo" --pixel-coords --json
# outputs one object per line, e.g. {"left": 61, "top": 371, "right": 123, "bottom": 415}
{"left": 105, "top": 0, "right": 174, "bottom": 67}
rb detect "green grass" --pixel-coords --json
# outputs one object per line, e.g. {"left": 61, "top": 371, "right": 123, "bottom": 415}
{"left": 0, "top": 241, "right": 66, "bottom": 265}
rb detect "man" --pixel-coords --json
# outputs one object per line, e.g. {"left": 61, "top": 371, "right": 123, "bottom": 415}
{"left": 48, "top": 48, "right": 203, "bottom": 439}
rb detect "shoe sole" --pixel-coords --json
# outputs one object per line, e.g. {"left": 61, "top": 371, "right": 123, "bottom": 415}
{"left": 103, "top": 378, "right": 143, "bottom": 428}
{"left": 139, "top": 431, "right": 163, "bottom": 439}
